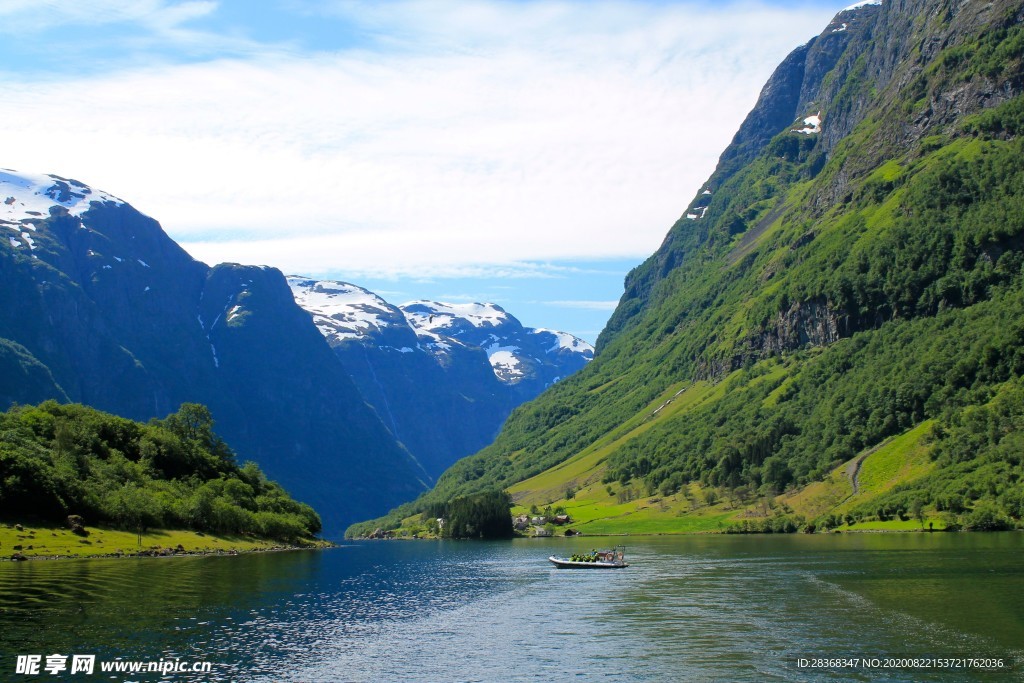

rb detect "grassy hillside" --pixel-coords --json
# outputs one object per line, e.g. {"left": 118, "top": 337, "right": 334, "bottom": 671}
{"left": 0, "top": 401, "right": 323, "bottom": 546}
{"left": 349, "top": 0, "right": 1024, "bottom": 538}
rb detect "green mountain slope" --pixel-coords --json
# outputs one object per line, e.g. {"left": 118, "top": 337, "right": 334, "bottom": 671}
{"left": 349, "top": 0, "right": 1024, "bottom": 537}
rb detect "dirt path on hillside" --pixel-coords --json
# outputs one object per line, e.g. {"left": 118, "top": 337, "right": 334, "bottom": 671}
{"left": 845, "top": 436, "right": 896, "bottom": 497}
{"left": 846, "top": 453, "right": 868, "bottom": 495}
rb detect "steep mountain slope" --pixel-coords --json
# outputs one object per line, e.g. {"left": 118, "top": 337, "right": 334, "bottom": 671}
{"left": 353, "top": 0, "right": 1024, "bottom": 535}
{"left": 0, "top": 171, "right": 426, "bottom": 533}
{"left": 288, "top": 278, "right": 593, "bottom": 479}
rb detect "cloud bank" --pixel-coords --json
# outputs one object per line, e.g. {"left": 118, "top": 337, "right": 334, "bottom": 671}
{"left": 0, "top": 0, "right": 841, "bottom": 278}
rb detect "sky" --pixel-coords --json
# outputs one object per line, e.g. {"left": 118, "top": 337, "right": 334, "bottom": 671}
{"left": 0, "top": 0, "right": 855, "bottom": 343}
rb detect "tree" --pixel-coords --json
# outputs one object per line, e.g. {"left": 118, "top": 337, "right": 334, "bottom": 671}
{"left": 964, "top": 503, "right": 1012, "bottom": 531}
{"left": 440, "top": 490, "right": 513, "bottom": 539}
{"left": 162, "top": 403, "right": 214, "bottom": 443}
{"left": 109, "top": 483, "right": 161, "bottom": 543}
{"left": 910, "top": 498, "right": 926, "bottom": 528}
{"left": 160, "top": 403, "right": 236, "bottom": 470}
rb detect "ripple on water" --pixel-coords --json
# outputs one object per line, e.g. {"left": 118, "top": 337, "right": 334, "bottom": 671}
{"left": 1, "top": 536, "right": 1022, "bottom": 682}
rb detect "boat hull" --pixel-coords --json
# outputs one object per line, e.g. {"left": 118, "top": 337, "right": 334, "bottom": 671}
{"left": 548, "top": 556, "right": 628, "bottom": 569}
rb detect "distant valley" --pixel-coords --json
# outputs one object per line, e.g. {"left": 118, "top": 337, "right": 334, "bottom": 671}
{"left": 289, "top": 278, "right": 592, "bottom": 480}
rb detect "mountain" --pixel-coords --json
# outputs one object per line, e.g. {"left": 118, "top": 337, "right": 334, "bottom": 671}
{"left": 352, "top": 0, "right": 1024, "bottom": 536}
{"left": 287, "top": 277, "right": 593, "bottom": 480}
{"left": 0, "top": 170, "right": 427, "bottom": 534}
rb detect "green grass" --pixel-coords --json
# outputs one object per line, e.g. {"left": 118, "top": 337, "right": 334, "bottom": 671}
{"left": 575, "top": 509, "right": 734, "bottom": 535}
{"left": 850, "top": 421, "right": 935, "bottom": 502}
{"left": 0, "top": 520, "right": 312, "bottom": 559}
{"left": 762, "top": 376, "right": 795, "bottom": 408}
{"left": 782, "top": 421, "right": 936, "bottom": 520}
{"left": 512, "top": 476, "right": 753, "bottom": 537}
{"left": 836, "top": 516, "right": 947, "bottom": 532}
{"left": 514, "top": 491, "right": 737, "bottom": 536}
{"left": 781, "top": 466, "right": 854, "bottom": 520}
{"left": 508, "top": 378, "right": 726, "bottom": 505}
{"left": 506, "top": 397, "right": 942, "bottom": 538}
{"left": 867, "top": 159, "right": 905, "bottom": 183}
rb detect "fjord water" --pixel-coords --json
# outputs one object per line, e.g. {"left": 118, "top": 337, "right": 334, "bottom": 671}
{"left": 1, "top": 534, "right": 1021, "bottom": 681}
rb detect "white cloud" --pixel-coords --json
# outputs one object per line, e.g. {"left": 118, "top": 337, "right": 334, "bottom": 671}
{"left": 0, "top": 1, "right": 842, "bottom": 278}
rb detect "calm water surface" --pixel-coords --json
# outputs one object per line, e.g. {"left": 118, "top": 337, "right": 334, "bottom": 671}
{"left": 1, "top": 533, "right": 1021, "bottom": 681}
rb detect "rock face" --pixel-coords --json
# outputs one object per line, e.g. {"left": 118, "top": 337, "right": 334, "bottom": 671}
{"left": 753, "top": 299, "right": 848, "bottom": 356}
{"left": 288, "top": 278, "right": 594, "bottom": 480}
{"left": 0, "top": 170, "right": 427, "bottom": 534}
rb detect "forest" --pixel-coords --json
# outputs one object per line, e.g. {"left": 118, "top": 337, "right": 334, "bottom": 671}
{"left": 0, "top": 401, "right": 321, "bottom": 543}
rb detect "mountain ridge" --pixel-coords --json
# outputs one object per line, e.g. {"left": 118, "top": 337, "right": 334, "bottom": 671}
{"left": 287, "top": 276, "right": 593, "bottom": 480}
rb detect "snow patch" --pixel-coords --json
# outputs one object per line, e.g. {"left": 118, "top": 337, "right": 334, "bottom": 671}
{"left": 0, "top": 169, "right": 123, "bottom": 226}
{"left": 138, "top": 259, "right": 149, "bottom": 268}
{"left": 401, "top": 301, "right": 509, "bottom": 332}
{"left": 8, "top": 236, "right": 19, "bottom": 248}
{"left": 485, "top": 344, "right": 524, "bottom": 379}
{"left": 536, "top": 329, "right": 595, "bottom": 355}
{"left": 843, "top": 0, "right": 881, "bottom": 11}
{"left": 792, "top": 112, "right": 822, "bottom": 135}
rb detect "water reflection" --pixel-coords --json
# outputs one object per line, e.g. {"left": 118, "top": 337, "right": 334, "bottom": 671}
{"left": 1, "top": 534, "right": 1021, "bottom": 682}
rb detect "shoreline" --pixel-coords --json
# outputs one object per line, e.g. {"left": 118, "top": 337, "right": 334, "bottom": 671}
{"left": 2, "top": 542, "right": 337, "bottom": 563}
{"left": 1, "top": 520, "right": 336, "bottom": 563}
{"left": 351, "top": 526, "right": 1018, "bottom": 541}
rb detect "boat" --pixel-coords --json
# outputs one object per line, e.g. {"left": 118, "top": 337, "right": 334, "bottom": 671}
{"left": 548, "top": 545, "right": 628, "bottom": 569}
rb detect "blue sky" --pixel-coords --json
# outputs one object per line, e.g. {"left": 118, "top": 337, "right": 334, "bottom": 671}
{"left": 0, "top": 0, "right": 856, "bottom": 343}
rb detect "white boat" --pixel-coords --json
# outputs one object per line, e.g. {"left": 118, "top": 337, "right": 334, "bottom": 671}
{"left": 548, "top": 546, "right": 628, "bottom": 569}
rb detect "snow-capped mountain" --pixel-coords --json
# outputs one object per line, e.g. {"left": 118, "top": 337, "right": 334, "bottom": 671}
{"left": 287, "top": 277, "right": 594, "bottom": 479}
{"left": 288, "top": 279, "right": 593, "bottom": 384}
{"left": 400, "top": 300, "right": 593, "bottom": 384}
{"left": 288, "top": 279, "right": 412, "bottom": 346}
{"left": 0, "top": 169, "right": 428, "bottom": 534}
